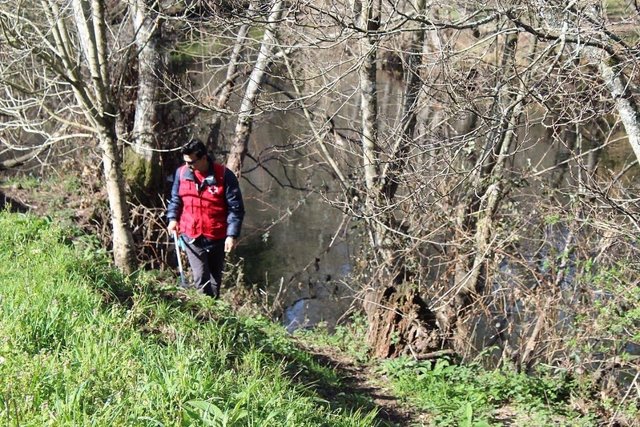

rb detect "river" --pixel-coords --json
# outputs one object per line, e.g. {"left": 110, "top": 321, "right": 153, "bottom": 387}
{"left": 191, "top": 66, "right": 639, "bottom": 338}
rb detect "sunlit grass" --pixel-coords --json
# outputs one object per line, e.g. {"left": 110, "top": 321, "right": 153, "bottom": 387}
{"left": 379, "top": 356, "right": 600, "bottom": 427}
{"left": 0, "top": 211, "right": 378, "bottom": 426}
{"left": 3, "top": 211, "right": 626, "bottom": 426}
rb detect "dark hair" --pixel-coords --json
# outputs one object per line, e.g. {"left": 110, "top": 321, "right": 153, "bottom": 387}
{"left": 180, "top": 139, "right": 207, "bottom": 158}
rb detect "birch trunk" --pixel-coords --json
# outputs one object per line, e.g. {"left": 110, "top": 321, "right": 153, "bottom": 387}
{"left": 226, "top": 0, "right": 283, "bottom": 176}
{"left": 100, "top": 124, "right": 137, "bottom": 273}
{"left": 599, "top": 58, "right": 640, "bottom": 164}
{"left": 358, "top": 0, "right": 380, "bottom": 194}
{"left": 71, "top": 0, "right": 137, "bottom": 273}
{"left": 207, "top": 8, "right": 253, "bottom": 149}
{"left": 579, "top": 5, "right": 640, "bottom": 165}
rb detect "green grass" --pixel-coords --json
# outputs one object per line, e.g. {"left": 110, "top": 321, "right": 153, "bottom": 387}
{"left": 295, "top": 315, "right": 371, "bottom": 364}
{"left": 379, "top": 357, "right": 598, "bottom": 427}
{"left": 1, "top": 211, "right": 631, "bottom": 426}
{"left": 1, "top": 174, "right": 41, "bottom": 190}
{"left": 1, "top": 174, "right": 84, "bottom": 227}
{"left": 0, "top": 211, "right": 379, "bottom": 426}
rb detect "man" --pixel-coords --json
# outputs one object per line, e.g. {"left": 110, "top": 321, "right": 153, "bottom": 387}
{"left": 167, "top": 139, "right": 245, "bottom": 298}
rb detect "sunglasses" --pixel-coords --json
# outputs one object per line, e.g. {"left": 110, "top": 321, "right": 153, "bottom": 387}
{"left": 184, "top": 156, "right": 201, "bottom": 166}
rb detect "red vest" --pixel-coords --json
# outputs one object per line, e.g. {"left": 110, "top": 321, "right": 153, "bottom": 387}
{"left": 177, "top": 163, "right": 228, "bottom": 240}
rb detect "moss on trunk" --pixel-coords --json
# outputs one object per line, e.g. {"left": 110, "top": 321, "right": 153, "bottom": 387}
{"left": 123, "top": 147, "right": 161, "bottom": 204}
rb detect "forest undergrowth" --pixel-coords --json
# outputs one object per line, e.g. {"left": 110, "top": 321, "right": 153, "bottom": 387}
{"left": 2, "top": 162, "right": 639, "bottom": 426}
{"left": 1, "top": 205, "right": 634, "bottom": 426}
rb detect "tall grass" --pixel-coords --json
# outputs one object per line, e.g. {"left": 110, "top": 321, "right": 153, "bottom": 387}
{"left": 0, "top": 212, "right": 378, "bottom": 426}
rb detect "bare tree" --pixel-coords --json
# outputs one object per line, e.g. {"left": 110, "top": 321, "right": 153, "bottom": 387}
{"left": 2, "top": 2, "right": 636, "bottom": 401}
{"left": 0, "top": 0, "right": 137, "bottom": 272}
{"left": 270, "top": 1, "right": 639, "bottom": 383}
{"left": 226, "top": 0, "right": 285, "bottom": 176}
{"left": 506, "top": 1, "right": 640, "bottom": 164}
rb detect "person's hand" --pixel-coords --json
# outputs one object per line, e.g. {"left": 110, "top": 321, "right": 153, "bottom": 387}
{"left": 168, "top": 220, "right": 178, "bottom": 234}
{"left": 224, "top": 236, "right": 237, "bottom": 253}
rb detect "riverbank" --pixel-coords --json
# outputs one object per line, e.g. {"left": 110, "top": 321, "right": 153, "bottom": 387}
{"left": 0, "top": 211, "right": 635, "bottom": 425}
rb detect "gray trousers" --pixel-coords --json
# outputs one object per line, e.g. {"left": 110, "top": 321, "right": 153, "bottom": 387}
{"left": 182, "top": 236, "right": 226, "bottom": 298}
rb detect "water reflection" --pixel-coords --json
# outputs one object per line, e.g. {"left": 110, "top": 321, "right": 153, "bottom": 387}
{"left": 229, "top": 111, "right": 355, "bottom": 330}
{"left": 193, "top": 69, "right": 639, "bottom": 340}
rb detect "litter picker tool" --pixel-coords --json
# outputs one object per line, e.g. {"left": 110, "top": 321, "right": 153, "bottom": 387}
{"left": 172, "top": 230, "right": 187, "bottom": 287}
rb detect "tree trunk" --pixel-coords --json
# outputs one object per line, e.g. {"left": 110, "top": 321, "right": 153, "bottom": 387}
{"left": 124, "top": 0, "right": 162, "bottom": 202}
{"left": 599, "top": 57, "right": 640, "bottom": 164}
{"left": 226, "top": 0, "right": 283, "bottom": 176}
{"left": 382, "top": 0, "right": 426, "bottom": 200}
{"left": 358, "top": 0, "right": 380, "bottom": 194}
{"left": 444, "top": 33, "right": 527, "bottom": 353}
{"left": 356, "top": 0, "right": 385, "bottom": 350}
{"left": 366, "top": 284, "right": 439, "bottom": 359}
{"left": 358, "top": 0, "right": 441, "bottom": 358}
{"left": 207, "top": 8, "right": 253, "bottom": 150}
{"left": 100, "top": 124, "right": 137, "bottom": 274}
{"left": 70, "top": 0, "right": 137, "bottom": 273}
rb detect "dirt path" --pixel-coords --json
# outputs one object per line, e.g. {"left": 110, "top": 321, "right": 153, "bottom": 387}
{"left": 295, "top": 340, "right": 428, "bottom": 426}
